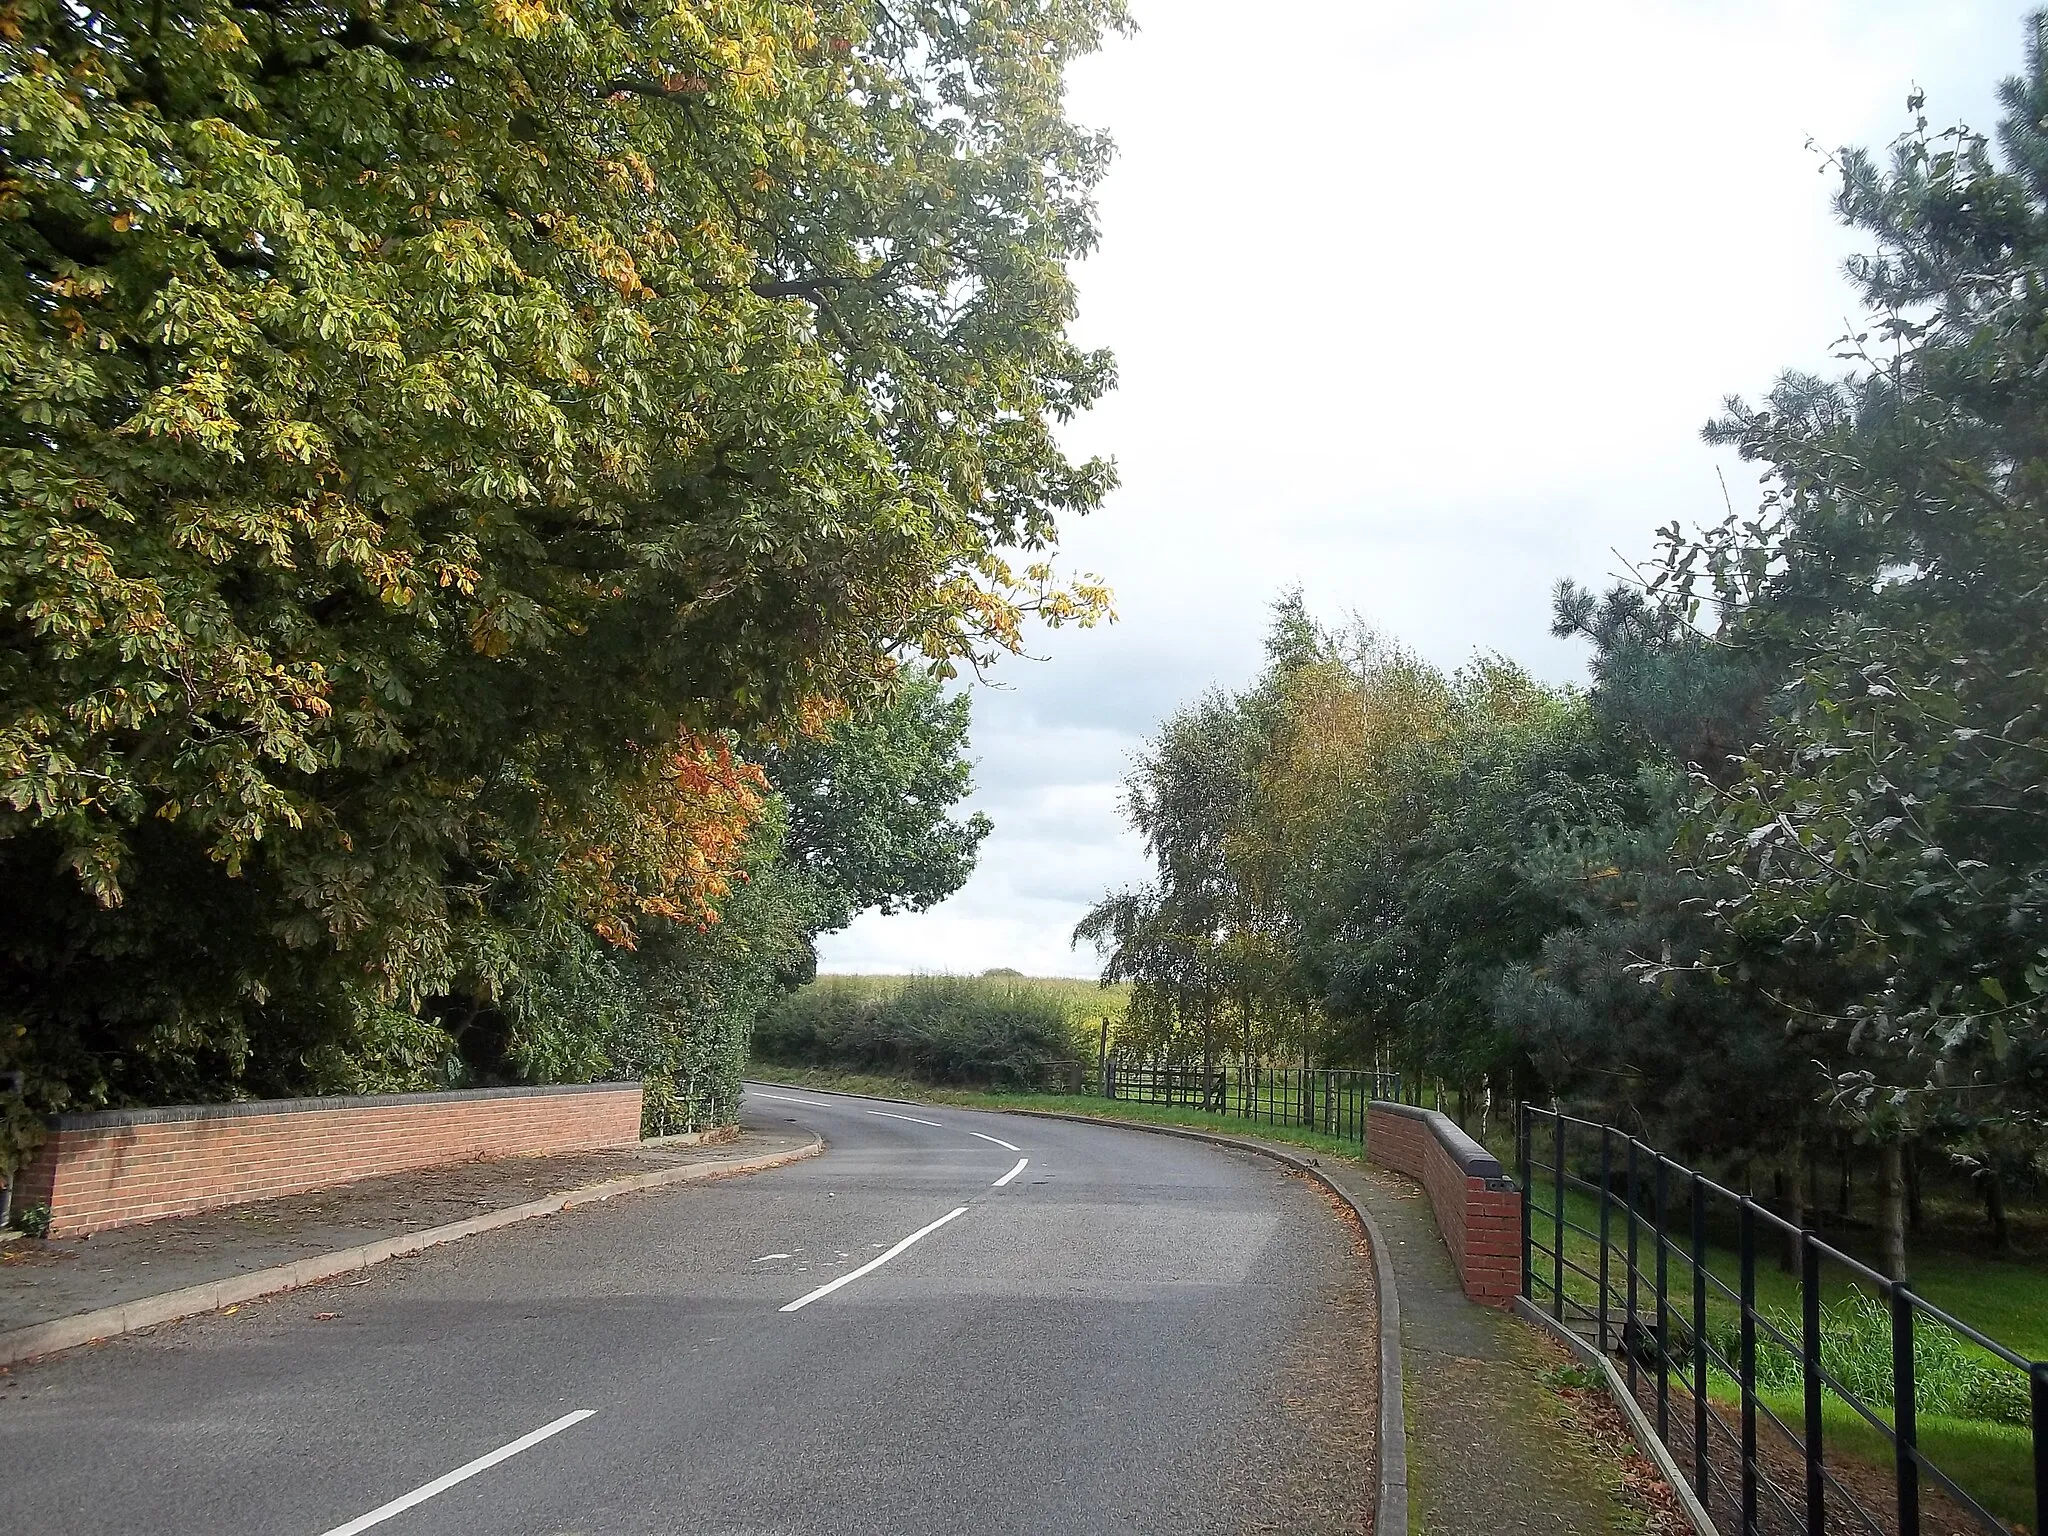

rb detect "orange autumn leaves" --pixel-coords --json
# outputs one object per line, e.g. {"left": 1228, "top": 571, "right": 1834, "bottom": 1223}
{"left": 552, "top": 733, "right": 770, "bottom": 948}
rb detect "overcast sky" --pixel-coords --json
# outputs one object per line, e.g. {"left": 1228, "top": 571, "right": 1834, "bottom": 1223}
{"left": 818, "top": 0, "right": 2030, "bottom": 978}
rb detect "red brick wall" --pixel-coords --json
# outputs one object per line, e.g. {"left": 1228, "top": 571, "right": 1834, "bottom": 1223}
{"left": 11, "top": 1083, "right": 643, "bottom": 1237}
{"left": 1368, "top": 1101, "right": 1522, "bottom": 1305}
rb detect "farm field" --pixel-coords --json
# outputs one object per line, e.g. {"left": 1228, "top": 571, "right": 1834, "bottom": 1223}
{"left": 751, "top": 972, "right": 1129, "bottom": 1089}
{"left": 798, "top": 973, "right": 1130, "bottom": 1028}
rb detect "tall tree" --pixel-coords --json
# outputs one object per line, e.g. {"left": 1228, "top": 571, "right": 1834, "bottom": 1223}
{"left": 762, "top": 674, "right": 993, "bottom": 948}
{"left": 1077, "top": 686, "right": 1261, "bottom": 1071}
{"left": 0, "top": 0, "right": 1121, "bottom": 1131}
{"left": 1650, "top": 27, "right": 2048, "bottom": 1269}
{"left": 1575, "top": 19, "right": 2048, "bottom": 1268}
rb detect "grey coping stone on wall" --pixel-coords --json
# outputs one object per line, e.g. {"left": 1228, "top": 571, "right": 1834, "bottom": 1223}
{"left": 44, "top": 1080, "right": 644, "bottom": 1132}
{"left": 1369, "top": 1099, "right": 1516, "bottom": 1188}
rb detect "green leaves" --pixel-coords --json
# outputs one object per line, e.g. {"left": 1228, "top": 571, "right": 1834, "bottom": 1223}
{"left": 1077, "top": 594, "right": 1614, "bottom": 1093}
{"left": 1658, "top": 19, "right": 2048, "bottom": 1150}
{"left": 0, "top": 0, "right": 1120, "bottom": 1117}
{"left": 763, "top": 674, "right": 991, "bottom": 931}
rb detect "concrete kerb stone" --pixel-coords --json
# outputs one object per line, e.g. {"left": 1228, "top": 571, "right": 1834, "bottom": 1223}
{"left": 998, "top": 1107, "right": 1409, "bottom": 1536}
{"left": 0, "top": 1135, "right": 823, "bottom": 1369}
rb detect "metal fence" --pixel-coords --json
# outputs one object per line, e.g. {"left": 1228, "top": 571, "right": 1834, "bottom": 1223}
{"left": 1095, "top": 1062, "right": 1401, "bottom": 1144}
{"left": 1518, "top": 1105, "right": 2047, "bottom": 1536}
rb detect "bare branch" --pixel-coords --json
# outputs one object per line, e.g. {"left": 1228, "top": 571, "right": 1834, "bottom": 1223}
{"left": 749, "top": 254, "right": 915, "bottom": 302}
{"left": 602, "top": 75, "right": 710, "bottom": 99}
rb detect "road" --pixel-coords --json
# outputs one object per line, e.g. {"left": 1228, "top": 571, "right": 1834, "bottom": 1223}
{"left": 0, "top": 1086, "right": 1378, "bottom": 1536}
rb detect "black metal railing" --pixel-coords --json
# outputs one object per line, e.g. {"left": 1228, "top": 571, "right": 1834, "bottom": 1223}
{"left": 1518, "top": 1104, "right": 2047, "bottom": 1536}
{"left": 1095, "top": 1061, "right": 1400, "bottom": 1144}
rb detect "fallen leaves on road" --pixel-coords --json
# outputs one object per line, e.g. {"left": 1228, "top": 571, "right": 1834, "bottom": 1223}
{"left": 310, "top": 1312, "right": 340, "bottom": 1321}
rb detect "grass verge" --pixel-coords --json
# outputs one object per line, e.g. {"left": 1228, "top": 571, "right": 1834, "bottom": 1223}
{"left": 1745, "top": 1387, "right": 2034, "bottom": 1529}
{"left": 1510, "top": 1177, "right": 2040, "bottom": 1529}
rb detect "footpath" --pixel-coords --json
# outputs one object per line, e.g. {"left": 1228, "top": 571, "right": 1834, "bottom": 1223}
{"left": 1321, "top": 1152, "right": 1675, "bottom": 1535}
{"left": 0, "top": 1127, "right": 818, "bottom": 1365}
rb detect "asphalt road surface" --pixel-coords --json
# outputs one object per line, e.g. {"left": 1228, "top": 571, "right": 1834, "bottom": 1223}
{"left": 0, "top": 1085, "right": 1378, "bottom": 1536}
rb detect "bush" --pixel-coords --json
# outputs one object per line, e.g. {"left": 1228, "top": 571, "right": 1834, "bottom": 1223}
{"left": 753, "top": 975, "right": 1082, "bottom": 1090}
{"left": 1720, "top": 1289, "right": 2029, "bottom": 1426}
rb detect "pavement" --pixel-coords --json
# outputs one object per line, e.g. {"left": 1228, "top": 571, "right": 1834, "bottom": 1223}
{"left": 0, "top": 1130, "right": 814, "bottom": 1336}
{"left": 0, "top": 1083, "right": 1381, "bottom": 1536}
{"left": 1210, "top": 1138, "right": 1655, "bottom": 1535}
{"left": 1336, "top": 1158, "right": 1657, "bottom": 1534}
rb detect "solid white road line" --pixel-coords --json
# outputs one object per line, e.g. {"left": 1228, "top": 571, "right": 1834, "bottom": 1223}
{"left": 993, "top": 1157, "right": 1029, "bottom": 1187}
{"left": 749, "top": 1091, "right": 834, "bottom": 1107}
{"left": 865, "top": 1110, "right": 943, "bottom": 1127}
{"left": 779, "top": 1207, "right": 969, "bottom": 1313}
{"left": 317, "top": 1410, "right": 595, "bottom": 1536}
{"left": 967, "top": 1130, "right": 1022, "bottom": 1152}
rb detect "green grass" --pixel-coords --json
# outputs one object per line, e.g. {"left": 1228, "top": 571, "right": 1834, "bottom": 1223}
{"left": 799, "top": 971, "right": 1130, "bottom": 1030}
{"left": 1494, "top": 1118, "right": 2048, "bottom": 1364}
{"left": 1703, "top": 1386, "right": 2037, "bottom": 1529}
{"left": 1525, "top": 1179, "right": 2042, "bottom": 1529}
{"left": 1526, "top": 1178, "right": 2048, "bottom": 1362}
{"left": 1899, "top": 1250, "right": 2048, "bottom": 1362}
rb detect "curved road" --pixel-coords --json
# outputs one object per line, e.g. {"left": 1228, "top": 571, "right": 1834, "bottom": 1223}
{"left": 0, "top": 1086, "right": 1378, "bottom": 1535}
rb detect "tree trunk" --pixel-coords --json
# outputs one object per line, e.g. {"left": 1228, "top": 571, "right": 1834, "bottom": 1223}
{"left": 1200, "top": 988, "right": 1215, "bottom": 1109}
{"left": 1837, "top": 1147, "right": 1853, "bottom": 1218}
{"left": 1904, "top": 1141, "right": 1923, "bottom": 1235}
{"left": 1780, "top": 1150, "right": 1806, "bottom": 1274}
{"left": 1984, "top": 1172, "right": 2012, "bottom": 1254}
{"left": 1877, "top": 1140, "right": 1909, "bottom": 1282}
{"left": 1299, "top": 1002, "right": 1311, "bottom": 1129}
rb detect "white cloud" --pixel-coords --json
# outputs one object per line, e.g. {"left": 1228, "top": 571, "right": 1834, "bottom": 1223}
{"left": 819, "top": 0, "right": 2028, "bottom": 977}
